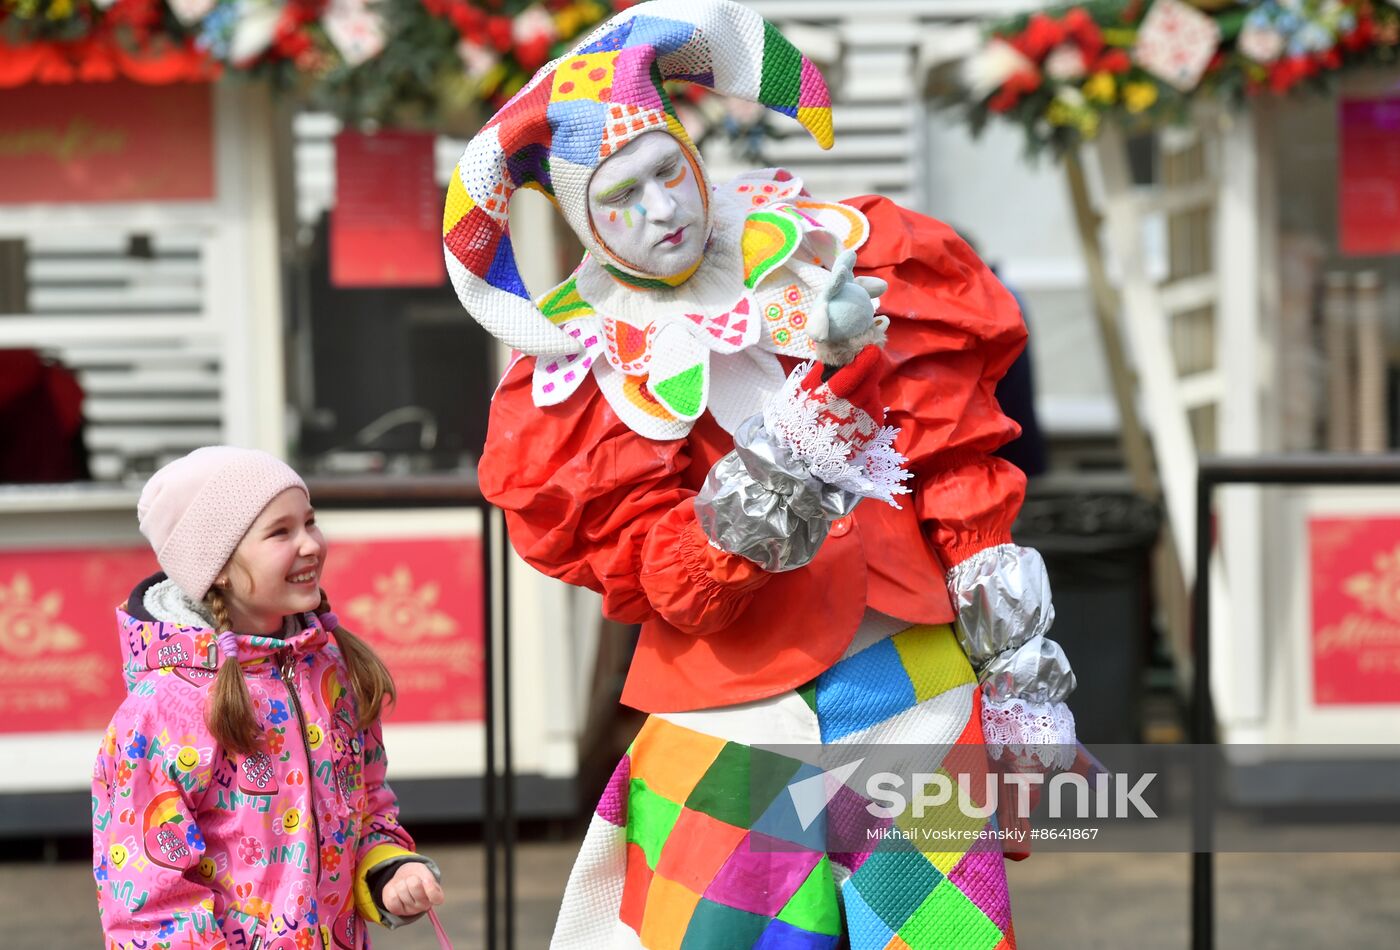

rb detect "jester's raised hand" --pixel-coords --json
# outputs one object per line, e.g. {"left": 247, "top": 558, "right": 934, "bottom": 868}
{"left": 809, "top": 249, "right": 890, "bottom": 366}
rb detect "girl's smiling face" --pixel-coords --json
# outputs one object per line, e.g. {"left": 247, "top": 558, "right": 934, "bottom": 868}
{"left": 217, "top": 488, "right": 325, "bottom": 634}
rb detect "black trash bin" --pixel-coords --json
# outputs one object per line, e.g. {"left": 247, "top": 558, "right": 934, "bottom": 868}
{"left": 1011, "top": 487, "right": 1161, "bottom": 746}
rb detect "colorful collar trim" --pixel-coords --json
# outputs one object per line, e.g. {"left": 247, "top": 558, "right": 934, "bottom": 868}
{"left": 602, "top": 253, "right": 705, "bottom": 291}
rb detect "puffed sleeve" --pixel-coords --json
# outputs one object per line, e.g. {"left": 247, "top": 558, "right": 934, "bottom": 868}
{"left": 479, "top": 356, "right": 771, "bottom": 635}
{"left": 849, "top": 198, "right": 1078, "bottom": 772}
{"left": 846, "top": 195, "right": 1028, "bottom": 567}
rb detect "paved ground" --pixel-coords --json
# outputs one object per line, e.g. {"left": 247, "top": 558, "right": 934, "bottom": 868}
{"left": 8, "top": 835, "right": 1400, "bottom": 948}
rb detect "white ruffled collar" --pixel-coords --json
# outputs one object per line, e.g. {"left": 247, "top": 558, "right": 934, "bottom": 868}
{"left": 529, "top": 168, "right": 871, "bottom": 441}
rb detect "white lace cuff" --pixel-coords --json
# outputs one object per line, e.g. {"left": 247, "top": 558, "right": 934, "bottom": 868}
{"left": 761, "top": 360, "right": 911, "bottom": 506}
{"left": 982, "top": 694, "right": 1077, "bottom": 772}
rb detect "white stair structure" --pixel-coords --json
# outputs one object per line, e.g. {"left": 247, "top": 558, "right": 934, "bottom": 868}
{"left": 1091, "top": 113, "right": 1270, "bottom": 740}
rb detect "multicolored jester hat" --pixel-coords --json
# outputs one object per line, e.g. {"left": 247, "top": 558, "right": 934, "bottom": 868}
{"left": 442, "top": 0, "right": 834, "bottom": 358}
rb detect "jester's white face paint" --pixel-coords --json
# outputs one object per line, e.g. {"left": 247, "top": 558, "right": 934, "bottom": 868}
{"left": 586, "top": 132, "right": 707, "bottom": 278}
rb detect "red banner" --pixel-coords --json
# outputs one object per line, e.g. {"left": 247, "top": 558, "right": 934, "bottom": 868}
{"left": 1339, "top": 98, "right": 1400, "bottom": 257}
{"left": 0, "top": 80, "right": 214, "bottom": 203}
{"left": 1309, "top": 516, "right": 1400, "bottom": 705}
{"left": 0, "top": 535, "right": 482, "bottom": 733}
{"left": 331, "top": 130, "right": 447, "bottom": 287}
{"left": 320, "top": 536, "right": 484, "bottom": 724}
{"left": 0, "top": 547, "right": 156, "bottom": 733}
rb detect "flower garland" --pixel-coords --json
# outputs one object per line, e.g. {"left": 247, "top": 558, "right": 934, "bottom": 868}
{"left": 944, "top": 0, "right": 1400, "bottom": 156}
{"left": 0, "top": 0, "right": 621, "bottom": 121}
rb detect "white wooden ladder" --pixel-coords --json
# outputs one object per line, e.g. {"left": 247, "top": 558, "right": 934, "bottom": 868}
{"left": 1090, "top": 112, "right": 1268, "bottom": 737}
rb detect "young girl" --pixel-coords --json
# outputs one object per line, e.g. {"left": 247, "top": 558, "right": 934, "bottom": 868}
{"left": 93, "top": 446, "right": 445, "bottom": 949}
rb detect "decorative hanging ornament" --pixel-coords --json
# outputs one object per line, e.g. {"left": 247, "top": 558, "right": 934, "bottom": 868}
{"left": 1132, "top": 0, "right": 1222, "bottom": 92}
{"left": 323, "top": 0, "right": 387, "bottom": 67}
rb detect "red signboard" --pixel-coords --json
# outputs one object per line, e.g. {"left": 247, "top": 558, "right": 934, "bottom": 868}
{"left": 0, "top": 535, "right": 482, "bottom": 733}
{"left": 330, "top": 130, "right": 447, "bottom": 287}
{"left": 1339, "top": 98, "right": 1400, "bottom": 257}
{"left": 1309, "top": 516, "right": 1400, "bottom": 705}
{"left": 0, "top": 80, "right": 214, "bottom": 203}
{"left": 0, "top": 547, "right": 156, "bottom": 733}
{"left": 320, "top": 536, "right": 484, "bottom": 724}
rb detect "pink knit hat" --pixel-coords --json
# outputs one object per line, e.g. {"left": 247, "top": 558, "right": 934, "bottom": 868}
{"left": 137, "top": 446, "right": 308, "bottom": 602}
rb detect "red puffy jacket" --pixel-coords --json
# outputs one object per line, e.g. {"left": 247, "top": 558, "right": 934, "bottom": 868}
{"left": 480, "top": 197, "right": 1027, "bottom": 712}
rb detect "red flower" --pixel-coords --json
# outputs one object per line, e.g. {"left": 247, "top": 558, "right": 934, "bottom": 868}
{"left": 1267, "top": 55, "right": 1322, "bottom": 93}
{"left": 450, "top": 3, "right": 488, "bottom": 36}
{"left": 987, "top": 67, "right": 1042, "bottom": 112}
{"left": 295, "top": 931, "right": 315, "bottom": 950}
{"left": 321, "top": 846, "right": 341, "bottom": 872}
{"left": 487, "top": 17, "right": 514, "bottom": 54}
{"left": 1062, "top": 8, "right": 1104, "bottom": 62}
{"left": 274, "top": 31, "right": 313, "bottom": 60}
{"left": 105, "top": 0, "right": 162, "bottom": 34}
{"left": 1014, "top": 13, "right": 1068, "bottom": 61}
{"left": 267, "top": 730, "right": 285, "bottom": 756}
{"left": 516, "top": 35, "right": 553, "bottom": 72}
{"left": 1342, "top": 13, "right": 1375, "bottom": 52}
{"left": 1095, "top": 49, "right": 1132, "bottom": 74}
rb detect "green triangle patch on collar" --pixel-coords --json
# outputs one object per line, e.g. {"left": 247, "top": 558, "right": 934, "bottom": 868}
{"left": 651, "top": 362, "right": 707, "bottom": 419}
{"left": 538, "top": 275, "right": 595, "bottom": 324}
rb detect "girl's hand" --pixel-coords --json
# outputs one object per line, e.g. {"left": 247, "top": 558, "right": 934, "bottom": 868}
{"left": 382, "top": 861, "right": 444, "bottom": 918}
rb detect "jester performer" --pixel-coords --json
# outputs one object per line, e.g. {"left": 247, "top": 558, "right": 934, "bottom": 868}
{"left": 444, "top": 2, "right": 1079, "bottom": 946}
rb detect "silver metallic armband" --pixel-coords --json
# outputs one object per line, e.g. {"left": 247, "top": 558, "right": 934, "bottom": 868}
{"left": 695, "top": 413, "right": 861, "bottom": 573}
{"left": 947, "top": 543, "right": 1076, "bottom": 704}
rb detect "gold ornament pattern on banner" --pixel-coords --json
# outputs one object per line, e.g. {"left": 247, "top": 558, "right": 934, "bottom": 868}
{"left": 1344, "top": 543, "right": 1400, "bottom": 623}
{"left": 344, "top": 566, "right": 458, "bottom": 642}
{"left": 0, "top": 572, "right": 82, "bottom": 657}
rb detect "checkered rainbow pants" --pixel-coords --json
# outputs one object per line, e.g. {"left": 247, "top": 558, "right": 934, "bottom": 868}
{"left": 551, "top": 617, "right": 1017, "bottom": 949}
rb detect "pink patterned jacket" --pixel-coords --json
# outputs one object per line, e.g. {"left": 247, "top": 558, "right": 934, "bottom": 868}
{"left": 93, "top": 576, "right": 426, "bottom": 950}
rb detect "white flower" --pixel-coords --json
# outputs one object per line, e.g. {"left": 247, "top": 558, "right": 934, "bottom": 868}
{"left": 458, "top": 40, "right": 499, "bottom": 80}
{"left": 1044, "top": 44, "right": 1088, "bottom": 81}
{"left": 512, "top": 4, "right": 558, "bottom": 43}
{"left": 962, "top": 38, "right": 1037, "bottom": 98}
{"left": 1053, "top": 86, "right": 1087, "bottom": 109}
{"left": 167, "top": 0, "right": 217, "bottom": 26}
{"left": 1238, "top": 22, "right": 1286, "bottom": 64}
